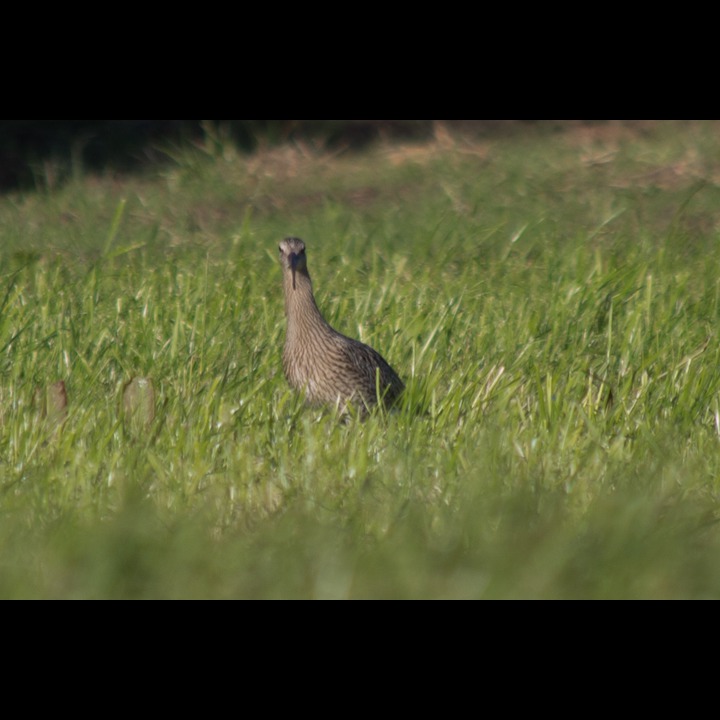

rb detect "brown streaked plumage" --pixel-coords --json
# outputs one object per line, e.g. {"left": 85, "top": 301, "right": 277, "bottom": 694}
{"left": 278, "top": 237, "right": 404, "bottom": 413}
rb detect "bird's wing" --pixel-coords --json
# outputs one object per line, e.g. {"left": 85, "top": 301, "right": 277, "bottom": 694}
{"left": 340, "top": 336, "right": 404, "bottom": 391}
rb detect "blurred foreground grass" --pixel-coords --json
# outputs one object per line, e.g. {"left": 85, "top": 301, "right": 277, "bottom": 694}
{"left": 2, "top": 121, "right": 720, "bottom": 598}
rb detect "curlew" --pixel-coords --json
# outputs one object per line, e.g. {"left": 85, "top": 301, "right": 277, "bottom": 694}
{"left": 278, "top": 237, "right": 404, "bottom": 413}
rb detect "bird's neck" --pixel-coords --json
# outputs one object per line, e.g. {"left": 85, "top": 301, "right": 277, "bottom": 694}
{"left": 283, "top": 268, "right": 331, "bottom": 334}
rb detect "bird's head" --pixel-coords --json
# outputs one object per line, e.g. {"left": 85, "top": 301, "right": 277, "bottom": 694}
{"left": 279, "top": 237, "right": 307, "bottom": 289}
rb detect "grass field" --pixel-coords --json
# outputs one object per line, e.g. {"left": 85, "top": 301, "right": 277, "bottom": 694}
{"left": 2, "top": 120, "right": 720, "bottom": 598}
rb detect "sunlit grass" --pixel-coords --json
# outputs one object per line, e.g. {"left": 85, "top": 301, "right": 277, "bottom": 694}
{"left": 2, "top": 121, "right": 720, "bottom": 597}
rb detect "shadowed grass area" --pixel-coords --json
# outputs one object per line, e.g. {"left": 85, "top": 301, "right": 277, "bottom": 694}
{"left": 2, "top": 121, "right": 720, "bottom": 597}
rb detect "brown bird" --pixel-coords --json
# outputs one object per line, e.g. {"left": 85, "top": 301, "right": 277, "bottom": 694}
{"left": 278, "top": 237, "right": 404, "bottom": 413}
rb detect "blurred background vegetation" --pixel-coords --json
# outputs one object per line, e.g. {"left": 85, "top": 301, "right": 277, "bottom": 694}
{"left": 0, "top": 120, "right": 627, "bottom": 192}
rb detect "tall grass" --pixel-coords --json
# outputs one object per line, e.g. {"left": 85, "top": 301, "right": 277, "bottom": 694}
{"left": 2, "top": 121, "right": 720, "bottom": 597}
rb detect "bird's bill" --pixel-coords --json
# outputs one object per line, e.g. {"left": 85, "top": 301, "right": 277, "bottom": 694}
{"left": 290, "top": 252, "right": 301, "bottom": 289}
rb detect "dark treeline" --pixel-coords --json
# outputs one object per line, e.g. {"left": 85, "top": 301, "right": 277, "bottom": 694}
{"left": 0, "top": 120, "right": 609, "bottom": 192}
{"left": 0, "top": 120, "right": 439, "bottom": 191}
